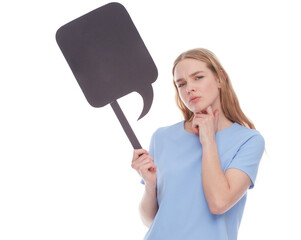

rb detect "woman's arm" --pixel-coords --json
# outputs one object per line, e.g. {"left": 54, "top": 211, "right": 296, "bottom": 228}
{"left": 139, "top": 184, "right": 159, "bottom": 228}
{"left": 192, "top": 106, "right": 253, "bottom": 215}
{"left": 202, "top": 142, "right": 251, "bottom": 215}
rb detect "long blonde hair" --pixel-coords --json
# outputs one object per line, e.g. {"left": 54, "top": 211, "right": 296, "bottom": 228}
{"left": 172, "top": 48, "right": 255, "bottom": 129}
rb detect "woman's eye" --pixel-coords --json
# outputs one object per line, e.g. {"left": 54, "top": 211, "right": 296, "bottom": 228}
{"left": 178, "top": 83, "right": 185, "bottom": 88}
{"left": 196, "top": 76, "right": 203, "bottom": 80}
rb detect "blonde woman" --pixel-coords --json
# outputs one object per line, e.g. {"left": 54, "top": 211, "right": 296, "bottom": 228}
{"left": 131, "top": 48, "right": 265, "bottom": 240}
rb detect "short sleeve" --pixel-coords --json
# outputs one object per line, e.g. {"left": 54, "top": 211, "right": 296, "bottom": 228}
{"left": 226, "top": 134, "right": 265, "bottom": 189}
{"left": 140, "top": 130, "right": 157, "bottom": 188}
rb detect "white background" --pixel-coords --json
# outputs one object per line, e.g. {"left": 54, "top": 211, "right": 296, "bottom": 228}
{"left": 1, "top": 0, "right": 300, "bottom": 239}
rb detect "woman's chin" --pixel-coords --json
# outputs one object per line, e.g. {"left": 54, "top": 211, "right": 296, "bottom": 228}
{"left": 192, "top": 106, "right": 206, "bottom": 114}
{"left": 188, "top": 103, "right": 207, "bottom": 114}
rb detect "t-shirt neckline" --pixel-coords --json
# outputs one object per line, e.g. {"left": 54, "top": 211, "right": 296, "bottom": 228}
{"left": 181, "top": 120, "right": 237, "bottom": 136}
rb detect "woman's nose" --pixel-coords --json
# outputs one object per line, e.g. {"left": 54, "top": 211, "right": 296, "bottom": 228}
{"left": 186, "top": 82, "right": 195, "bottom": 93}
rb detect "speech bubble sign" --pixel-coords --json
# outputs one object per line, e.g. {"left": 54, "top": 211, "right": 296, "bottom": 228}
{"left": 56, "top": 2, "right": 157, "bottom": 120}
{"left": 56, "top": 2, "right": 158, "bottom": 149}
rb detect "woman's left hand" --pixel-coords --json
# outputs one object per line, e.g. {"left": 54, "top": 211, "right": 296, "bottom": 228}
{"left": 192, "top": 105, "right": 219, "bottom": 145}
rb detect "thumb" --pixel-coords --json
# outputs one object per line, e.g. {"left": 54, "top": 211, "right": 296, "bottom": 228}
{"left": 214, "top": 110, "right": 219, "bottom": 124}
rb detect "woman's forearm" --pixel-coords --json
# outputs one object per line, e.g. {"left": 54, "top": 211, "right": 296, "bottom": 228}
{"left": 202, "top": 141, "right": 230, "bottom": 214}
{"left": 139, "top": 184, "right": 158, "bottom": 228}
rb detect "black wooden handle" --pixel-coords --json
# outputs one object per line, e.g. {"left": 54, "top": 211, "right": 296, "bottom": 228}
{"left": 110, "top": 100, "right": 142, "bottom": 149}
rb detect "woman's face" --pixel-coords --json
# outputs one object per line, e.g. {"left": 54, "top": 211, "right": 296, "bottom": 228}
{"left": 174, "top": 58, "right": 221, "bottom": 114}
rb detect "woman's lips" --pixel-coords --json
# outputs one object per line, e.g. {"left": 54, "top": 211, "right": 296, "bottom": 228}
{"left": 189, "top": 97, "right": 200, "bottom": 103}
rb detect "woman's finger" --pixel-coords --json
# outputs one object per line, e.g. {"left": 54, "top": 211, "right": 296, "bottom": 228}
{"left": 136, "top": 155, "right": 154, "bottom": 168}
{"left": 132, "top": 154, "right": 153, "bottom": 169}
{"left": 132, "top": 149, "right": 149, "bottom": 160}
{"left": 139, "top": 161, "right": 156, "bottom": 173}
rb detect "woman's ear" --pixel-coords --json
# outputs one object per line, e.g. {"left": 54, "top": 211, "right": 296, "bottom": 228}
{"left": 221, "top": 69, "right": 228, "bottom": 81}
{"left": 217, "top": 69, "right": 227, "bottom": 88}
{"left": 215, "top": 76, "right": 222, "bottom": 88}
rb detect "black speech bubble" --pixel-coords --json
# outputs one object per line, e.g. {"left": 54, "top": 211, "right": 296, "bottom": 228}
{"left": 56, "top": 2, "right": 158, "bottom": 149}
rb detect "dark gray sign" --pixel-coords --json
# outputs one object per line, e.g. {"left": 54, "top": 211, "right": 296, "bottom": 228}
{"left": 56, "top": 2, "right": 158, "bottom": 149}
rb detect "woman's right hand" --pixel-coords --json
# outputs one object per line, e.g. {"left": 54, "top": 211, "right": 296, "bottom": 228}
{"left": 131, "top": 149, "right": 157, "bottom": 188}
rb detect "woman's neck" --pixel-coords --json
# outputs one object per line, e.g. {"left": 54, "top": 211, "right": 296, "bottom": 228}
{"left": 184, "top": 112, "right": 233, "bottom": 134}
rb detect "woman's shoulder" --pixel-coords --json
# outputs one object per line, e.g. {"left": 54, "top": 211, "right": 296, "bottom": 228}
{"left": 234, "top": 122, "right": 263, "bottom": 137}
{"left": 231, "top": 122, "right": 265, "bottom": 146}
{"left": 152, "top": 120, "right": 184, "bottom": 137}
{"left": 216, "top": 122, "right": 265, "bottom": 153}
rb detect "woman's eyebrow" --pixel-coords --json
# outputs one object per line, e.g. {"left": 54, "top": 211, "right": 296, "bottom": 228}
{"left": 176, "top": 71, "right": 205, "bottom": 83}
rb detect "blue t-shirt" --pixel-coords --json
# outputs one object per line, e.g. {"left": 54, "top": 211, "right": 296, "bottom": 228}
{"left": 140, "top": 120, "right": 265, "bottom": 240}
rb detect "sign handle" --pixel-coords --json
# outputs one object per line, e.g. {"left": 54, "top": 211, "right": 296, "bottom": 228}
{"left": 110, "top": 100, "right": 142, "bottom": 149}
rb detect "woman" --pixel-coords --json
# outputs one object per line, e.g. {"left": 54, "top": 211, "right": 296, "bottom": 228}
{"left": 131, "top": 48, "right": 265, "bottom": 240}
